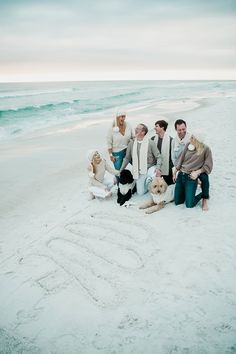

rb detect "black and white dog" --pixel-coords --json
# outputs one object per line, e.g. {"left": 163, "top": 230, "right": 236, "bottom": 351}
{"left": 117, "top": 169, "right": 136, "bottom": 206}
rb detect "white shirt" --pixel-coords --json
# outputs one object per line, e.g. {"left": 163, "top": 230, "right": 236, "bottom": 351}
{"left": 171, "top": 132, "right": 191, "bottom": 165}
{"left": 107, "top": 123, "right": 134, "bottom": 152}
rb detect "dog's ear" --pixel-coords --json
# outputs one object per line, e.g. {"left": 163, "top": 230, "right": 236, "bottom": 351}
{"left": 127, "top": 171, "right": 134, "bottom": 183}
{"left": 119, "top": 170, "right": 125, "bottom": 184}
{"left": 120, "top": 169, "right": 134, "bottom": 184}
{"left": 148, "top": 179, "right": 154, "bottom": 192}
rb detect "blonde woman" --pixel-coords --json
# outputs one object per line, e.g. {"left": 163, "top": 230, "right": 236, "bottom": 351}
{"left": 173, "top": 132, "right": 213, "bottom": 210}
{"left": 87, "top": 149, "right": 119, "bottom": 199}
{"left": 107, "top": 110, "right": 134, "bottom": 170}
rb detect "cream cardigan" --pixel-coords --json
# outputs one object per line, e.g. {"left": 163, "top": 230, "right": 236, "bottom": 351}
{"left": 107, "top": 122, "right": 134, "bottom": 152}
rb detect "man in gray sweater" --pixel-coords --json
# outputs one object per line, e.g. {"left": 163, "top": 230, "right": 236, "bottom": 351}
{"left": 120, "top": 123, "right": 162, "bottom": 195}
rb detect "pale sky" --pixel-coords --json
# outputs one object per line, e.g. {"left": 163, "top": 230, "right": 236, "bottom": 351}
{"left": 0, "top": 0, "right": 236, "bottom": 82}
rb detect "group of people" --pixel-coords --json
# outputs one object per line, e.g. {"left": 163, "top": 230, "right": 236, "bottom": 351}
{"left": 87, "top": 110, "right": 213, "bottom": 211}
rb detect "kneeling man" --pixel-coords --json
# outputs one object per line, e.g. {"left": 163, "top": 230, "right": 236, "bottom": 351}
{"left": 120, "top": 123, "right": 162, "bottom": 195}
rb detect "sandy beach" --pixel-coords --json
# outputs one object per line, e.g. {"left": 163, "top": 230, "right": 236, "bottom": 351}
{"left": 1, "top": 93, "right": 236, "bottom": 353}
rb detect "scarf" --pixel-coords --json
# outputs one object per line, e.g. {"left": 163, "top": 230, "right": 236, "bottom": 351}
{"left": 132, "top": 136, "right": 149, "bottom": 179}
{"left": 154, "top": 133, "right": 170, "bottom": 175}
{"left": 173, "top": 132, "right": 191, "bottom": 152}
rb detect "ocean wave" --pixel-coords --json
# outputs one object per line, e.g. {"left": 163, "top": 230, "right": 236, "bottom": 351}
{"left": 0, "top": 88, "right": 74, "bottom": 99}
{"left": 0, "top": 100, "right": 80, "bottom": 117}
{"left": 104, "top": 90, "right": 141, "bottom": 100}
{"left": 0, "top": 90, "right": 147, "bottom": 118}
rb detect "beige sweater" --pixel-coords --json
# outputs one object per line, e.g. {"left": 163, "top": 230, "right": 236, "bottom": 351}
{"left": 176, "top": 143, "right": 213, "bottom": 174}
{"left": 88, "top": 159, "right": 119, "bottom": 188}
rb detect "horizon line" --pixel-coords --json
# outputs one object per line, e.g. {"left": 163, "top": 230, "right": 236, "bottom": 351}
{"left": 1, "top": 78, "right": 236, "bottom": 84}
{"left": 1, "top": 69, "right": 236, "bottom": 83}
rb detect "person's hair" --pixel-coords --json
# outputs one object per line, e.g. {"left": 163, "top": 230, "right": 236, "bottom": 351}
{"left": 191, "top": 137, "right": 205, "bottom": 155}
{"left": 140, "top": 123, "right": 148, "bottom": 135}
{"left": 174, "top": 119, "right": 186, "bottom": 130}
{"left": 91, "top": 151, "right": 101, "bottom": 171}
{"left": 91, "top": 162, "right": 95, "bottom": 174}
{"left": 116, "top": 116, "right": 127, "bottom": 130}
{"left": 155, "top": 120, "right": 168, "bottom": 131}
{"left": 195, "top": 141, "right": 205, "bottom": 155}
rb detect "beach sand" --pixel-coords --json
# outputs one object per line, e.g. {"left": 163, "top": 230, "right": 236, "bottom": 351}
{"left": 0, "top": 95, "right": 236, "bottom": 353}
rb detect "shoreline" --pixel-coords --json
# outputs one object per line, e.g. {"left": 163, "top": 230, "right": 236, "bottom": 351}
{"left": 0, "top": 94, "right": 217, "bottom": 145}
{"left": 2, "top": 83, "right": 235, "bottom": 146}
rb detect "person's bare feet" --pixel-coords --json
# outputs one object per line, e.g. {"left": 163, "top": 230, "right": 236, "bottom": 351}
{"left": 88, "top": 192, "right": 95, "bottom": 201}
{"left": 105, "top": 191, "right": 112, "bottom": 198}
{"left": 202, "top": 198, "right": 208, "bottom": 211}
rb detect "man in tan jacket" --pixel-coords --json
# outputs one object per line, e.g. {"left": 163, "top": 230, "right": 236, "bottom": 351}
{"left": 121, "top": 124, "right": 162, "bottom": 195}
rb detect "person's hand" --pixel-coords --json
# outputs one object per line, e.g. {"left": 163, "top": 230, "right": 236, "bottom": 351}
{"left": 172, "top": 167, "right": 177, "bottom": 183}
{"left": 155, "top": 169, "right": 161, "bottom": 177}
{"left": 172, "top": 172, "right": 177, "bottom": 183}
{"left": 190, "top": 171, "right": 199, "bottom": 180}
{"left": 110, "top": 155, "right": 116, "bottom": 162}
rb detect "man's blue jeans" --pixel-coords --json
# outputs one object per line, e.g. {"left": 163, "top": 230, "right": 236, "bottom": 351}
{"left": 175, "top": 172, "right": 202, "bottom": 208}
{"left": 199, "top": 172, "right": 209, "bottom": 199}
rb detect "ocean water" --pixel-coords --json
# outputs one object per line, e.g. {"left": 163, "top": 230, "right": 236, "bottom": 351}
{"left": 0, "top": 80, "right": 235, "bottom": 141}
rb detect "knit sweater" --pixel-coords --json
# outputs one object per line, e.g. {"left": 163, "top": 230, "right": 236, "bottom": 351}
{"left": 151, "top": 133, "right": 173, "bottom": 175}
{"left": 88, "top": 159, "right": 119, "bottom": 188}
{"left": 120, "top": 138, "right": 162, "bottom": 173}
{"left": 176, "top": 143, "right": 213, "bottom": 175}
{"left": 107, "top": 122, "right": 134, "bottom": 152}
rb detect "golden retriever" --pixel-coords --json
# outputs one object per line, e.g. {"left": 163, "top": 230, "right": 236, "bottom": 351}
{"left": 139, "top": 177, "right": 175, "bottom": 214}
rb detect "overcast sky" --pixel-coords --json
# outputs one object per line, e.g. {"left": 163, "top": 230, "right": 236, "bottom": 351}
{"left": 0, "top": 0, "right": 235, "bottom": 81}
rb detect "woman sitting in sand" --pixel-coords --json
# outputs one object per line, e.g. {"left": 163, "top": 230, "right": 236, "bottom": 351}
{"left": 87, "top": 149, "right": 120, "bottom": 199}
{"left": 173, "top": 132, "right": 213, "bottom": 210}
{"left": 107, "top": 110, "right": 134, "bottom": 171}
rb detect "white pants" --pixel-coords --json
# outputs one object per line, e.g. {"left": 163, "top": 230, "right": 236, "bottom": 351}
{"left": 88, "top": 172, "right": 115, "bottom": 199}
{"left": 135, "top": 166, "right": 156, "bottom": 196}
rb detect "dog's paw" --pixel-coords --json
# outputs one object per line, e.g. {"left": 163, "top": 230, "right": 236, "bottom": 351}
{"left": 145, "top": 209, "right": 153, "bottom": 214}
{"left": 105, "top": 191, "right": 112, "bottom": 199}
{"left": 145, "top": 204, "right": 163, "bottom": 214}
{"left": 122, "top": 202, "right": 136, "bottom": 208}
